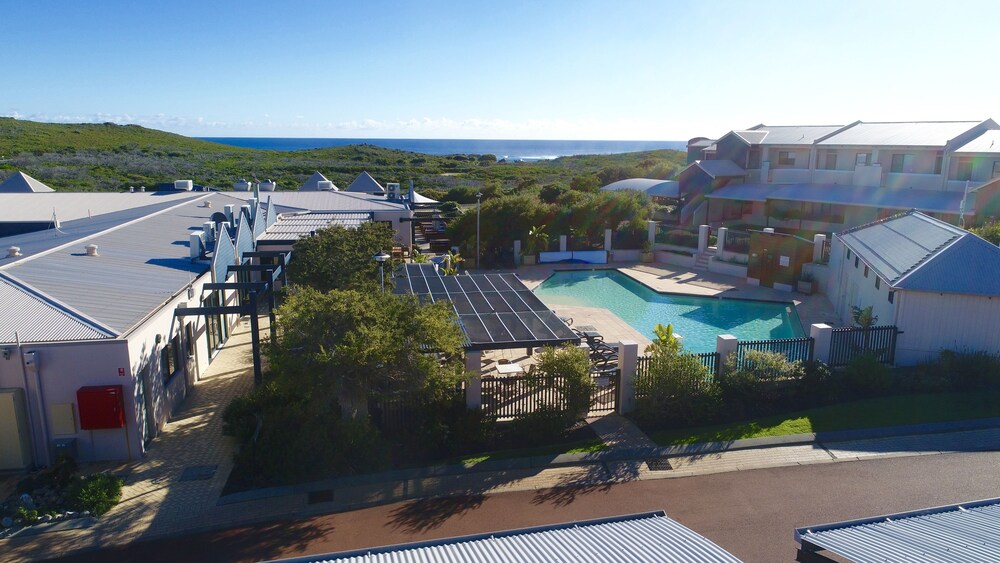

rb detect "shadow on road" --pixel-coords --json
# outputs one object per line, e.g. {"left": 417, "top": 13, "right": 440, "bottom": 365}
{"left": 386, "top": 494, "right": 487, "bottom": 533}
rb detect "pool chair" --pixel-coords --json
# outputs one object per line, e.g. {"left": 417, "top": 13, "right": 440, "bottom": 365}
{"left": 584, "top": 335, "right": 618, "bottom": 364}
{"left": 554, "top": 311, "right": 573, "bottom": 326}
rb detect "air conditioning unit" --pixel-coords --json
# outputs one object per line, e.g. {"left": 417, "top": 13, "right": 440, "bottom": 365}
{"left": 386, "top": 183, "right": 400, "bottom": 200}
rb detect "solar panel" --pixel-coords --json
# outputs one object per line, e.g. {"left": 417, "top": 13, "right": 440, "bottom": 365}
{"left": 395, "top": 264, "right": 579, "bottom": 351}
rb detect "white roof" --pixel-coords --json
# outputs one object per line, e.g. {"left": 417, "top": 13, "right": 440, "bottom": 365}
{"left": 345, "top": 171, "right": 385, "bottom": 194}
{"left": 953, "top": 130, "right": 1000, "bottom": 154}
{"left": 258, "top": 212, "right": 372, "bottom": 241}
{"left": 0, "top": 171, "right": 55, "bottom": 193}
{"left": 0, "top": 191, "right": 203, "bottom": 222}
{"left": 232, "top": 191, "right": 407, "bottom": 213}
{"left": 748, "top": 125, "right": 844, "bottom": 145}
{"left": 818, "top": 121, "right": 982, "bottom": 147}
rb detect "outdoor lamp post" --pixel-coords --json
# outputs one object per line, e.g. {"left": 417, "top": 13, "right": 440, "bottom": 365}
{"left": 374, "top": 250, "right": 390, "bottom": 292}
{"left": 476, "top": 192, "right": 483, "bottom": 270}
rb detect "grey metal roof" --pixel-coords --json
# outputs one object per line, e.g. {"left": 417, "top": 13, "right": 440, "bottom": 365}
{"left": 275, "top": 511, "right": 741, "bottom": 563}
{"left": 345, "top": 171, "right": 385, "bottom": 194}
{"left": 0, "top": 171, "right": 55, "bottom": 193}
{"left": 0, "top": 191, "right": 201, "bottom": 222}
{"left": 601, "top": 178, "right": 680, "bottom": 198}
{"left": 212, "top": 230, "right": 236, "bottom": 283}
{"left": 768, "top": 183, "right": 966, "bottom": 214}
{"left": 730, "top": 130, "right": 769, "bottom": 145}
{"left": 231, "top": 191, "right": 406, "bottom": 213}
{"left": 1, "top": 194, "right": 228, "bottom": 335}
{"left": 953, "top": 129, "right": 1000, "bottom": 154}
{"left": 818, "top": 121, "right": 981, "bottom": 147}
{"left": 796, "top": 497, "right": 1000, "bottom": 562}
{"left": 692, "top": 160, "right": 746, "bottom": 179}
{"left": 298, "top": 171, "right": 338, "bottom": 191}
{"left": 839, "top": 210, "right": 1000, "bottom": 295}
{"left": 749, "top": 125, "right": 844, "bottom": 145}
{"left": 704, "top": 183, "right": 776, "bottom": 202}
{"left": 0, "top": 275, "right": 114, "bottom": 344}
{"left": 258, "top": 212, "right": 372, "bottom": 241}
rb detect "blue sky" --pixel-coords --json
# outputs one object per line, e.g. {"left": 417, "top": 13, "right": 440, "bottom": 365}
{"left": 4, "top": 0, "right": 998, "bottom": 140}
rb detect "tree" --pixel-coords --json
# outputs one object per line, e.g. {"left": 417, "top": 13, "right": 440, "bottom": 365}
{"left": 634, "top": 324, "right": 719, "bottom": 426}
{"left": 267, "top": 287, "right": 468, "bottom": 420}
{"left": 287, "top": 221, "right": 397, "bottom": 292}
{"left": 851, "top": 305, "right": 878, "bottom": 328}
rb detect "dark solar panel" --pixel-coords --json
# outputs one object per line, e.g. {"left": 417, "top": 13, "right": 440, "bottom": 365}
{"left": 394, "top": 266, "right": 579, "bottom": 350}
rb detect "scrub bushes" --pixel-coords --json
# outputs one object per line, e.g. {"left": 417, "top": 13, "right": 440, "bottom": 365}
{"left": 633, "top": 324, "right": 720, "bottom": 428}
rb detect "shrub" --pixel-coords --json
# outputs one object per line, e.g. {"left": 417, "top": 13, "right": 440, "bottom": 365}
{"left": 843, "top": 353, "right": 893, "bottom": 396}
{"left": 507, "top": 405, "right": 576, "bottom": 447}
{"left": 66, "top": 473, "right": 123, "bottom": 516}
{"left": 633, "top": 324, "right": 720, "bottom": 428}
{"left": 719, "top": 350, "right": 804, "bottom": 419}
{"left": 937, "top": 350, "right": 1000, "bottom": 391}
{"left": 798, "top": 360, "right": 837, "bottom": 406}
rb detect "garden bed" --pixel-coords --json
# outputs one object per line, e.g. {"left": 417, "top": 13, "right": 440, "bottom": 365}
{"left": 1, "top": 457, "right": 123, "bottom": 531}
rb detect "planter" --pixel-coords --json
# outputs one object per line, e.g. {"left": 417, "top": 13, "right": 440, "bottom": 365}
{"left": 522, "top": 255, "right": 536, "bottom": 266}
{"left": 797, "top": 280, "right": 816, "bottom": 295}
{"left": 640, "top": 252, "right": 654, "bottom": 263}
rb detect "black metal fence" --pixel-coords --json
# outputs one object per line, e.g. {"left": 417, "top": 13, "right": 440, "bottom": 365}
{"left": 724, "top": 230, "right": 751, "bottom": 254}
{"left": 634, "top": 352, "right": 719, "bottom": 398}
{"left": 828, "top": 325, "right": 898, "bottom": 367}
{"left": 737, "top": 336, "right": 814, "bottom": 364}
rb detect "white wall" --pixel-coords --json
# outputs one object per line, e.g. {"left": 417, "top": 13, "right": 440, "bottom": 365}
{"left": 812, "top": 170, "right": 855, "bottom": 184}
{"left": 828, "top": 237, "right": 897, "bottom": 327}
{"left": 770, "top": 169, "right": 813, "bottom": 184}
{"left": 373, "top": 210, "right": 414, "bottom": 247}
{"left": 895, "top": 290, "right": 1000, "bottom": 365}
{"left": 884, "top": 172, "right": 942, "bottom": 190}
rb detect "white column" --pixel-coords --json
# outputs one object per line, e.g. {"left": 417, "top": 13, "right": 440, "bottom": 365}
{"left": 810, "top": 323, "right": 833, "bottom": 364}
{"left": 698, "top": 224, "right": 710, "bottom": 253}
{"left": 513, "top": 240, "right": 522, "bottom": 265}
{"left": 617, "top": 340, "right": 639, "bottom": 414}
{"left": 604, "top": 228, "right": 613, "bottom": 252}
{"left": 812, "top": 233, "right": 827, "bottom": 263}
{"left": 647, "top": 220, "right": 658, "bottom": 245}
{"left": 716, "top": 334, "right": 739, "bottom": 376}
{"left": 763, "top": 227, "right": 775, "bottom": 234}
{"left": 716, "top": 226, "right": 728, "bottom": 255}
{"left": 559, "top": 234, "right": 568, "bottom": 252}
{"left": 465, "top": 350, "right": 482, "bottom": 410}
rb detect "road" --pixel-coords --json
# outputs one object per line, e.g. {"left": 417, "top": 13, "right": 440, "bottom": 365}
{"left": 50, "top": 450, "right": 1000, "bottom": 562}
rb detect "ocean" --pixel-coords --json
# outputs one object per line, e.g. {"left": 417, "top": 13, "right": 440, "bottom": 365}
{"left": 197, "top": 137, "right": 686, "bottom": 161}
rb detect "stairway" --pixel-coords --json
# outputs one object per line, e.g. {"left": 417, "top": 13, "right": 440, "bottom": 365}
{"left": 693, "top": 247, "right": 715, "bottom": 271}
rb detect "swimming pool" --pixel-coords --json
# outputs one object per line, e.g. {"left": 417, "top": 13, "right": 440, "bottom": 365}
{"left": 533, "top": 270, "right": 803, "bottom": 352}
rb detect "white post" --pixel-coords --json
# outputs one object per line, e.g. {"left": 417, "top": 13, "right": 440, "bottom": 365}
{"left": 559, "top": 234, "right": 568, "bottom": 252}
{"left": 716, "top": 226, "right": 728, "bottom": 255}
{"left": 647, "top": 220, "right": 657, "bottom": 246}
{"left": 810, "top": 323, "right": 833, "bottom": 364}
{"left": 763, "top": 227, "right": 775, "bottom": 234}
{"left": 617, "top": 340, "right": 639, "bottom": 414}
{"left": 604, "top": 228, "right": 613, "bottom": 253}
{"left": 698, "top": 224, "right": 710, "bottom": 253}
{"left": 465, "top": 350, "right": 483, "bottom": 410}
{"left": 813, "top": 233, "right": 827, "bottom": 263}
{"left": 513, "top": 240, "right": 522, "bottom": 265}
{"left": 716, "top": 334, "right": 739, "bottom": 376}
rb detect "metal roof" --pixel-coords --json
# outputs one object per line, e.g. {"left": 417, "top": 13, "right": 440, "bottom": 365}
{"left": 818, "top": 121, "right": 982, "bottom": 147}
{"left": 601, "top": 178, "right": 680, "bottom": 198}
{"left": 345, "top": 171, "right": 385, "bottom": 194}
{"left": 231, "top": 191, "right": 407, "bottom": 213}
{"left": 1, "top": 194, "right": 228, "bottom": 335}
{"left": 796, "top": 497, "right": 1000, "bottom": 562}
{"left": 691, "top": 160, "right": 746, "bottom": 179}
{"left": 298, "top": 171, "right": 338, "bottom": 191}
{"left": 704, "top": 183, "right": 776, "bottom": 202}
{"left": 393, "top": 263, "right": 579, "bottom": 351}
{"left": 274, "top": 511, "right": 741, "bottom": 563}
{"left": 730, "top": 130, "right": 769, "bottom": 145}
{"left": 257, "top": 212, "right": 373, "bottom": 241}
{"left": 953, "top": 129, "right": 1000, "bottom": 154}
{"left": 749, "top": 125, "right": 844, "bottom": 145}
{"left": 0, "top": 171, "right": 55, "bottom": 193}
{"left": 839, "top": 210, "right": 1000, "bottom": 295}
{"left": 0, "top": 275, "right": 114, "bottom": 344}
{"left": 0, "top": 191, "right": 202, "bottom": 222}
{"left": 706, "top": 183, "right": 967, "bottom": 214}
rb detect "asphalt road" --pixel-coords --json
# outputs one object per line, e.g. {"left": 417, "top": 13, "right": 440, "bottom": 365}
{"left": 51, "top": 450, "right": 1000, "bottom": 562}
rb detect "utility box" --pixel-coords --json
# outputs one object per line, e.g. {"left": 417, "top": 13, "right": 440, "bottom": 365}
{"left": 0, "top": 388, "right": 33, "bottom": 470}
{"left": 52, "top": 437, "right": 78, "bottom": 461}
{"left": 76, "top": 385, "right": 125, "bottom": 430}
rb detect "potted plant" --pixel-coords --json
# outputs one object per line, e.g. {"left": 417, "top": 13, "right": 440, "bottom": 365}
{"left": 522, "top": 224, "right": 548, "bottom": 266}
{"left": 640, "top": 240, "right": 654, "bottom": 263}
{"left": 797, "top": 271, "right": 817, "bottom": 294}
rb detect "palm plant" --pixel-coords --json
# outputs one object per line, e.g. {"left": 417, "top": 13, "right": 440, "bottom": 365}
{"left": 525, "top": 224, "right": 549, "bottom": 255}
{"left": 441, "top": 250, "right": 464, "bottom": 275}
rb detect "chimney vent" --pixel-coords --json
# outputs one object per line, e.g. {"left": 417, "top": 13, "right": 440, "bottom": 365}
{"left": 7, "top": 246, "right": 21, "bottom": 258}
{"left": 129, "top": 186, "right": 135, "bottom": 193}
{"left": 139, "top": 186, "right": 146, "bottom": 192}
{"left": 203, "top": 200, "right": 212, "bottom": 208}
{"left": 85, "top": 244, "right": 99, "bottom": 257}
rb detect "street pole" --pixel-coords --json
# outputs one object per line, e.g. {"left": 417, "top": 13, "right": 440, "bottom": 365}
{"left": 373, "top": 251, "right": 390, "bottom": 293}
{"left": 476, "top": 192, "right": 482, "bottom": 270}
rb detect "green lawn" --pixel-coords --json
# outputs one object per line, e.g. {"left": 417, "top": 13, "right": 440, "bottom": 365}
{"left": 649, "top": 391, "right": 1000, "bottom": 446}
{"left": 457, "top": 439, "right": 606, "bottom": 467}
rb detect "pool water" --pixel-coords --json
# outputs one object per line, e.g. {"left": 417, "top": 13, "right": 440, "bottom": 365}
{"left": 533, "top": 270, "right": 803, "bottom": 352}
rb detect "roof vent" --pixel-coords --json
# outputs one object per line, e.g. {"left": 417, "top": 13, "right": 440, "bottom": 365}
{"left": 7, "top": 246, "right": 21, "bottom": 258}
{"left": 202, "top": 200, "right": 212, "bottom": 208}
{"left": 85, "top": 244, "right": 99, "bottom": 257}
{"left": 139, "top": 186, "right": 146, "bottom": 192}
{"left": 129, "top": 186, "right": 135, "bottom": 193}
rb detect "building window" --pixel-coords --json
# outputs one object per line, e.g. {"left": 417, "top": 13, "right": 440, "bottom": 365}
{"left": 864, "top": 264, "right": 869, "bottom": 278}
{"left": 856, "top": 152, "right": 871, "bottom": 166}
{"left": 855, "top": 256, "right": 859, "bottom": 268}
{"left": 955, "top": 157, "right": 973, "bottom": 181}
{"left": 846, "top": 249, "right": 852, "bottom": 260}
{"left": 778, "top": 151, "right": 795, "bottom": 166}
{"left": 888, "top": 290, "right": 895, "bottom": 304}
{"left": 890, "top": 153, "right": 914, "bottom": 173}
{"left": 822, "top": 151, "right": 838, "bottom": 170}
{"left": 934, "top": 153, "right": 943, "bottom": 175}
{"left": 161, "top": 333, "right": 181, "bottom": 382}
{"left": 204, "top": 291, "right": 227, "bottom": 353}
{"left": 875, "top": 277, "right": 881, "bottom": 290}
{"left": 748, "top": 148, "right": 762, "bottom": 169}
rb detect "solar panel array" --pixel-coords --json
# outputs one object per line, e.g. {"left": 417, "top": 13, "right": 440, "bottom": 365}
{"left": 395, "top": 263, "right": 579, "bottom": 351}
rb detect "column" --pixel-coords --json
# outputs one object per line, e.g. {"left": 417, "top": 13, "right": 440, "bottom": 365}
{"left": 810, "top": 323, "right": 833, "bottom": 365}
{"left": 604, "top": 228, "right": 613, "bottom": 253}
{"left": 617, "top": 340, "right": 639, "bottom": 414}
{"left": 812, "top": 233, "right": 827, "bottom": 263}
{"left": 559, "top": 234, "right": 567, "bottom": 252}
{"left": 716, "top": 334, "right": 738, "bottom": 376}
{"left": 513, "top": 240, "right": 522, "bottom": 266}
{"left": 465, "top": 350, "right": 483, "bottom": 410}
{"left": 698, "top": 224, "right": 710, "bottom": 253}
{"left": 716, "top": 226, "right": 728, "bottom": 255}
{"left": 647, "top": 220, "right": 657, "bottom": 246}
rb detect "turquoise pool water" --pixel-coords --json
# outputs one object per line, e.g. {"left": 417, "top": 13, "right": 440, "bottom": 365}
{"left": 533, "top": 270, "right": 803, "bottom": 352}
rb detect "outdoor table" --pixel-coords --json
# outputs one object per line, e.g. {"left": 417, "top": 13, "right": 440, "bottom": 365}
{"left": 495, "top": 363, "right": 524, "bottom": 375}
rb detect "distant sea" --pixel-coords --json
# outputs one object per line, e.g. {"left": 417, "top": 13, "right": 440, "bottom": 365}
{"left": 197, "top": 137, "right": 686, "bottom": 161}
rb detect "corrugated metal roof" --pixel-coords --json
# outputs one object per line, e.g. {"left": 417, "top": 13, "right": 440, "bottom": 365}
{"left": 299, "top": 171, "right": 337, "bottom": 191}
{"left": 767, "top": 183, "right": 966, "bottom": 214}
{"left": 234, "top": 220, "right": 254, "bottom": 263}
{"left": 731, "top": 130, "right": 769, "bottom": 145}
{"left": 839, "top": 210, "right": 1000, "bottom": 294}
{"left": 258, "top": 212, "right": 372, "bottom": 241}
{"left": 231, "top": 191, "right": 406, "bottom": 213}
{"left": 694, "top": 160, "right": 746, "bottom": 179}
{"left": 2, "top": 194, "right": 226, "bottom": 335}
{"left": 0, "top": 171, "right": 55, "bottom": 193}
{"left": 212, "top": 230, "right": 236, "bottom": 283}
{"left": 751, "top": 125, "right": 844, "bottom": 145}
{"left": 953, "top": 129, "right": 1000, "bottom": 154}
{"left": 0, "top": 275, "right": 114, "bottom": 344}
{"left": 705, "top": 183, "right": 776, "bottom": 202}
{"left": 345, "top": 171, "right": 385, "bottom": 194}
{"left": 818, "top": 121, "right": 981, "bottom": 147}
{"left": 274, "top": 511, "right": 741, "bottom": 563}
{"left": 0, "top": 191, "right": 202, "bottom": 222}
{"left": 797, "top": 497, "right": 1000, "bottom": 562}
{"left": 601, "top": 178, "right": 680, "bottom": 198}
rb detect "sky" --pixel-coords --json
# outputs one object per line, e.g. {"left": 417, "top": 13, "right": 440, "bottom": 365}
{"left": 3, "top": 0, "right": 998, "bottom": 140}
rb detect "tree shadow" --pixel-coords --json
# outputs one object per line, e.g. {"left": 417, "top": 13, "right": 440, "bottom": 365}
{"left": 385, "top": 493, "right": 487, "bottom": 533}
{"left": 530, "top": 460, "right": 642, "bottom": 507}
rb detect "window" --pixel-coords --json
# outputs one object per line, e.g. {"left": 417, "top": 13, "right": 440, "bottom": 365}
{"left": 934, "top": 153, "right": 943, "bottom": 175}
{"left": 846, "top": 249, "right": 852, "bottom": 260}
{"left": 888, "top": 290, "right": 895, "bottom": 304}
{"left": 875, "top": 277, "right": 881, "bottom": 290}
{"left": 890, "top": 153, "right": 914, "bottom": 173}
{"left": 855, "top": 256, "right": 859, "bottom": 268}
{"left": 204, "top": 291, "right": 227, "bottom": 353}
{"left": 956, "top": 158, "right": 973, "bottom": 181}
{"left": 822, "top": 151, "right": 838, "bottom": 170}
{"left": 856, "top": 152, "right": 871, "bottom": 166}
{"left": 161, "top": 333, "right": 181, "bottom": 381}
{"left": 778, "top": 151, "right": 796, "bottom": 166}
{"left": 864, "top": 264, "right": 869, "bottom": 278}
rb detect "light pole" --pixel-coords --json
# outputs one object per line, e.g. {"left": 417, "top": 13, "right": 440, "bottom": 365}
{"left": 476, "top": 192, "right": 483, "bottom": 270}
{"left": 373, "top": 250, "right": 390, "bottom": 293}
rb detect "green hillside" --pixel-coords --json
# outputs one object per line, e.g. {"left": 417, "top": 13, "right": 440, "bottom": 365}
{"left": 0, "top": 118, "right": 687, "bottom": 195}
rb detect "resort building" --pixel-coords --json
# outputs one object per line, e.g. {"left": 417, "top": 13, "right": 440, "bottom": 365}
{"left": 683, "top": 120, "right": 1000, "bottom": 231}
{"left": 826, "top": 210, "right": 1000, "bottom": 365}
{"left": 0, "top": 173, "right": 418, "bottom": 469}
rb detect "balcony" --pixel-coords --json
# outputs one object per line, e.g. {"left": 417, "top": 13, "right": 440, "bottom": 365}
{"left": 883, "top": 172, "right": 943, "bottom": 190}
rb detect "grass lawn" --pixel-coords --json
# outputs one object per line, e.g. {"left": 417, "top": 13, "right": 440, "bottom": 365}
{"left": 457, "top": 439, "right": 606, "bottom": 467}
{"left": 649, "top": 391, "right": 1000, "bottom": 446}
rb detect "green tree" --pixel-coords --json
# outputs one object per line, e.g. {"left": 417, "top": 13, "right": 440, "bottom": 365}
{"left": 634, "top": 324, "right": 719, "bottom": 426}
{"left": 267, "top": 287, "right": 468, "bottom": 419}
{"left": 287, "top": 221, "right": 397, "bottom": 292}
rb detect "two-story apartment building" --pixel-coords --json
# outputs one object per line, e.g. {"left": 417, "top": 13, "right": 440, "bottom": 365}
{"left": 682, "top": 120, "right": 1000, "bottom": 232}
